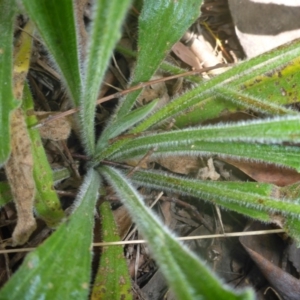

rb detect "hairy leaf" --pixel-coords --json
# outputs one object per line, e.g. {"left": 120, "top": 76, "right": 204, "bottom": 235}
{"left": 111, "top": 140, "right": 300, "bottom": 171}
{"left": 100, "top": 166, "right": 253, "bottom": 300}
{"left": 23, "top": 84, "right": 65, "bottom": 227}
{"left": 81, "top": 0, "right": 132, "bottom": 155}
{"left": 131, "top": 169, "right": 300, "bottom": 243}
{"left": 108, "top": 116, "right": 300, "bottom": 171}
{"left": 0, "top": 0, "right": 18, "bottom": 165}
{"left": 91, "top": 201, "right": 132, "bottom": 300}
{"left": 0, "top": 169, "right": 100, "bottom": 299}
{"left": 116, "top": 0, "right": 203, "bottom": 117}
{"left": 22, "top": 0, "right": 82, "bottom": 106}
{"left": 96, "top": 100, "right": 157, "bottom": 152}
{"left": 134, "top": 40, "right": 300, "bottom": 132}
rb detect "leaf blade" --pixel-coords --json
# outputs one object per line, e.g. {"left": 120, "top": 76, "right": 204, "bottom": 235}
{"left": 0, "top": 0, "right": 18, "bottom": 165}
{"left": 22, "top": 0, "right": 82, "bottom": 106}
{"left": 100, "top": 166, "right": 253, "bottom": 300}
{"left": 91, "top": 201, "right": 132, "bottom": 300}
{"left": 23, "top": 84, "right": 65, "bottom": 227}
{"left": 81, "top": 0, "right": 132, "bottom": 155}
{"left": 0, "top": 169, "right": 101, "bottom": 299}
{"left": 116, "top": 0, "right": 203, "bottom": 117}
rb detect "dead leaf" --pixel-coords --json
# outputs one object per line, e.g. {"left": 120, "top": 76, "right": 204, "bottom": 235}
{"left": 137, "top": 74, "right": 169, "bottom": 109}
{"left": 5, "top": 109, "right": 37, "bottom": 246}
{"left": 113, "top": 205, "right": 132, "bottom": 239}
{"left": 4, "top": 21, "right": 36, "bottom": 245}
{"left": 172, "top": 41, "right": 202, "bottom": 69}
{"left": 240, "top": 222, "right": 300, "bottom": 300}
{"left": 155, "top": 155, "right": 200, "bottom": 175}
{"left": 197, "top": 157, "right": 220, "bottom": 180}
{"left": 223, "top": 158, "right": 300, "bottom": 186}
{"left": 34, "top": 111, "right": 71, "bottom": 141}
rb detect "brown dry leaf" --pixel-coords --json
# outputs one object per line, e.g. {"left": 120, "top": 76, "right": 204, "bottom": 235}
{"left": 172, "top": 41, "right": 202, "bottom": 69}
{"left": 4, "top": 21, "right": 37, "bottom": 245}
{"left": 5, "top": 108, "right": 37, "bottom": 246}
{"left": 137, "top": 74, "right": 169, "bottom": 109}
{"left": 223, "top": 157, "right": 300, "bottom": 187}
{"left": 240, "top": 222, "right": 300, "bottom": 300}
{"left": 113, "top": 205, "right": 132, "bottom": 239}
{"left": 34, "top": 111, "right": 72, "bottom": 141}
{"left": 155, "top": 156, "right": 220, "bottom": 180}
{"left": 155, "top": 155, "right": 200, "bottom": 175}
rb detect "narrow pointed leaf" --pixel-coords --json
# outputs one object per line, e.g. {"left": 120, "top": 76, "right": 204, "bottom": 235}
{"left": 0, "top": 0, "right": 18, "bottom": 165}
{"left": 95, "top": 115, "right": 300, "bottom": 164}
{"left": 134, "top": 40, "right": 300, "bottom": 132}
{"left": 111, "top": 140, "right": 300, "bottom": 172}
{"left": 214, "top": 86, "right": 294, "bottom": 115}
{"left": 81, "top": 0, "right": 132, "bottom": 155}
{"left": 23, "top": 84, "right": 65, "bottom": 227}
{"left": 96, "top": 100, "right": 157, "bottom": 151}
{"left": 116, "top": 0, "right": 203, "bottom": 117}
{"left": 0, "top": 169, "right": 101, "bottom": 299}
{"left": 91, "top": 201, "right": 132, "bottom": 300}
{"left": 22, "top": 0, "right": 81, "bottom": 106}
{"left": 100, "top": 166, "right": 253, "bottom": 300}
{"left": 131, "top": 169, "right": 300, "bottom": 243}
{"left": 108, "top": 116, "right": 300, "bottom": 170}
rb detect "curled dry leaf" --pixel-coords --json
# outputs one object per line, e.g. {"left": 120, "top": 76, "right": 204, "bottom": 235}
{"left": 4, "top": 20, "right": 37, "bottom": 245}
{"left": 5, "top": 108, "right": 37, "bottom": 246}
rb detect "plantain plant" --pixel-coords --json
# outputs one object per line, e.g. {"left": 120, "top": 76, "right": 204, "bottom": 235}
{"left": 1, "top": 0, "right": 300, "bottom": 299}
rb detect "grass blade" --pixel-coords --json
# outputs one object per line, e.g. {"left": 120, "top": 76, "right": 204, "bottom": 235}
{"left": 0, "top": 169, "right": 101, "bottom": 299}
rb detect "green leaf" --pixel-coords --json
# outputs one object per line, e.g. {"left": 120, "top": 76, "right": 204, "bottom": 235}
{"left": 0, "top": 0, "right": 18, "bottom": 165}
{"left": 22, "top": 0, "right": 81, "bottom": 106}
{"left": 116, "top": 0, "right": 203, "bottom": 117}
{"left": 100, "top": 166, "right": 253, "bottom": 300}
{"left": 134, "top": 40, "right": 300, "bottom": 132}
{"left": 108, "top": 116, "right": 300, "bottom": 171}
{"left": 214, "top": 86, "right": 294, "bottom": 115}
{"left": 81, "top": 0, "right": 132, "bottom": 155}
{"left": 91, "top": 201, "right": 132, "bottom": 300}
{"left": 111, "top": 140, "right": 300, "bottom": 172}
{"left": 0, "top": 169, "right": 101, "bottom": 299}
{"left": 0, "top": 182, "right": 12, "bottom": 207}
{"left": 23, "top": 84, "right": 65, "bottom": 227}
{"left": 131, "top": 169, "right": 300, "bottom": 243}
{"left": 96, "top": 100, "right": 157, "bottom": 152}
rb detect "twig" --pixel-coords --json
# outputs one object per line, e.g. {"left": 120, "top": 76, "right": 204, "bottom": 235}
{"left": 0, "top": 229, "right": 285, "bottom": 254}
{"left": 32, "top": 63, "right": 231, "bottom": 129}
